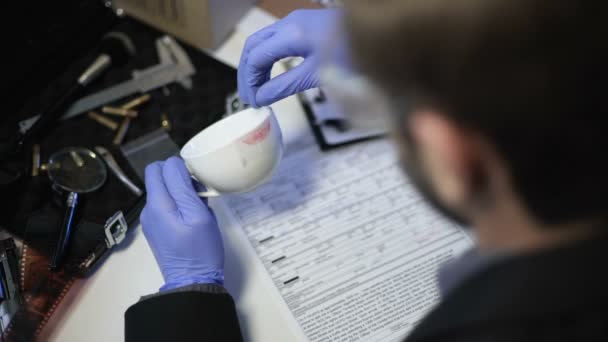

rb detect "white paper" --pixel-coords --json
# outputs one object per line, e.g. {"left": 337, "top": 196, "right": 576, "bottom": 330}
{"left": 221, "top": 140, "right": 474, "bottom": 342}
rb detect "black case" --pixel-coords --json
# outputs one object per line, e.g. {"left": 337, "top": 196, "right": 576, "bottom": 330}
{"left": 1, "top": 1, "right": 238, "bottom": 274}
{"left": 2, "top": 2, "right": 239, "bottom": 339}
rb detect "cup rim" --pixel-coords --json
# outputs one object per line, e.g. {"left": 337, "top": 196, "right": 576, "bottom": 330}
{"left": 181, "top": 107, "right": 274, "bottom": 159}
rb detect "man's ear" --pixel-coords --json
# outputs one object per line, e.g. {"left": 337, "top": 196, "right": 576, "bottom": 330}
{"left": 408, "top": 110, "right": 480, "bottom": 209}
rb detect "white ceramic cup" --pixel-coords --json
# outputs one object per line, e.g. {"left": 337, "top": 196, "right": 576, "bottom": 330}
{"left": 180, "top": 106, "right": 283, "bottom": 197}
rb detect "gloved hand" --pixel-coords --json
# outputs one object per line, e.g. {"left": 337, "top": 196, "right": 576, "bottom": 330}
{"left": 140, "top": 156, "right": 225, "bottom": 292}
{"left": 238, "top": 9, "right": 342, "bottom": 107}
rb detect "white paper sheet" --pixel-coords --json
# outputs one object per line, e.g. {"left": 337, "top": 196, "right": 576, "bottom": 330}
{"left": 220, "top": 139, "right": 474, "bottom": 342}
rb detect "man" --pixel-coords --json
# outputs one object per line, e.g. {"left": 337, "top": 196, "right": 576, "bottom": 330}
{"left": 125, "top": 1, "right": 608, "bottom": 341}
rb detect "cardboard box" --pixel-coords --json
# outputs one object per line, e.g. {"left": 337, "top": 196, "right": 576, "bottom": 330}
{"left": 259, "top": 0, "right": 322, "bottom": 18}
{"left": 111, "top": 0, "right": 256, "bottom": 49}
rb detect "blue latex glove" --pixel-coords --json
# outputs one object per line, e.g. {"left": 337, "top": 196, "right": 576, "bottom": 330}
{"left": 140, "top": 157, "right": 225, "bottom": 292}
{"left": 238, "top": 9, "right": 342, "bottom": 107}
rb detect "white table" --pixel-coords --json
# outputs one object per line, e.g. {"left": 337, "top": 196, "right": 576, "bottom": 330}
{"left": 49, "top": 8, "right": 309, "bottom": 342}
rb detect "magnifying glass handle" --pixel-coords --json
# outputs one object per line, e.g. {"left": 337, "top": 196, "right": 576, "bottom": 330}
{"left": 50, "top": 192, "right": 79, "bottom": 271}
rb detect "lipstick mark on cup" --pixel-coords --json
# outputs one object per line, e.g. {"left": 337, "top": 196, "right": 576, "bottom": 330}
{"left": 241, "top": 120, "right": 271, "bottom": 145}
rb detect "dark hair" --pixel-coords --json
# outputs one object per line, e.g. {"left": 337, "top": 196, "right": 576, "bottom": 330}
{"left": 345, "top": 0, "right": 608, "bottom": 225}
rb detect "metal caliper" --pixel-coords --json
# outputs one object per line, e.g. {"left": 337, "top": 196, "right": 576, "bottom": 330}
{"left": 19, "top": 35, "right": 195, "bottom": 133}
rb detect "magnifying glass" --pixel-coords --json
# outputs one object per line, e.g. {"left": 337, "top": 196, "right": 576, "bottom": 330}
{"left": 47, "top": 147, "right": 107, "bottom": 270}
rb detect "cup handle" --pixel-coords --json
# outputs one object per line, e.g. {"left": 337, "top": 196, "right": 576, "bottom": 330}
{"left": 190, "top": 175, "right": 221, "bottom": 197}
{"left": 197, "top": 188, "right": 221, "bottom": 197}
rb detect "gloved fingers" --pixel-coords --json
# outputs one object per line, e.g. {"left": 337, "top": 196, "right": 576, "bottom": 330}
{"left": 247, "top": 27, "right": 310, "bottom": 80}
{"left": 161, "top": 157, "right": 213, "bottom": 225}
{"left": 243, "top": 23, "right": 279, "bottom": 56}
{"left": 238, "top": 53, "right": 256, "bottom": 107}
{"left": 255, "top": 57, "right": 320, "bottom": 106}
{"left": 144, "top": 161, "right": 177, "bottom": 214}
{"left": 139, "top": 206, "right": 163, "bottom": 247}
{"left": 189, "top": 181, "right": 217, "bottom": 219}
{"left": 238, "top": 26, "right": 277, "bottom": 107}
{"left": 139, "top": 206, "right": 149, "bottom": 232}
{"left": 242, "top": 29, "right": 310, "bottom": 106}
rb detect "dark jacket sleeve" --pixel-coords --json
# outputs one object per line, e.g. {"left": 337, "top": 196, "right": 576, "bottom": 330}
{"left": 125, "top": 291, "right": 243, "bottom": 341}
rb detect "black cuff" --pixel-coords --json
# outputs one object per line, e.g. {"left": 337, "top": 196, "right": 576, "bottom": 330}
{"left": 140, "top": 283, "right": 227, "bottom": 301}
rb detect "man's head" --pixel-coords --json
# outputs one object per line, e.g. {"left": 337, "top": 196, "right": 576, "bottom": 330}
{"left": 343, "top": 0, "right": 608, "bottom": 241}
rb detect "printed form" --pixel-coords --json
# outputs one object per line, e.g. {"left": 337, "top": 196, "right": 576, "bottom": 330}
{"left": 220, "top": 139, "right": 474, "bottom": 342}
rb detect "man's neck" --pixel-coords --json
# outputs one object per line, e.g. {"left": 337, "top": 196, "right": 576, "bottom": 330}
{"left": 472, "top": 203, "right": 602, "bottom": 254}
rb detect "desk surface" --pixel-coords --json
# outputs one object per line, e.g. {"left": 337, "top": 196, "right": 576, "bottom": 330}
{"left": 48, "top": 8, "right": 310, "bottom": 342}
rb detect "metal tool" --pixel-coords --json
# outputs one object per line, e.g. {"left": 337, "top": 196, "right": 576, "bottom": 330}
{"left": 120, "top": 94, "right": 151, "bottom": 110}
{"left": 10, "top": 32, "right": 135, "bottom": 152}
{"left": 94, "top": 146, "right": 143, "bottom": 197}
{"left": 19, "top": 36, "right": 194, "bottom": 133}
{"left": 160, "top": 113, "right": 172, "bottom": 131}
{"left": 102, "top": 106, "right": 138, "bottom": 118}
{"left": 109, "top": 95, "right": 149, "bottom": 146}
{"left": 113, "top": 118, "right": 131, "bottom": 146}
{"left": 47, "top": 147, "right": 107, "bottom": 270}
{"left": 31, "top": 144, "right": 41, "bottom": 176}
{"left": 88, "top": 111, "right": 119, "bottom": 130}
{"left": 18, "top": 116, "right": 40, "bottom": 135}
{"left": 64, "top": 35, "right": 194, "bottom": 119}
